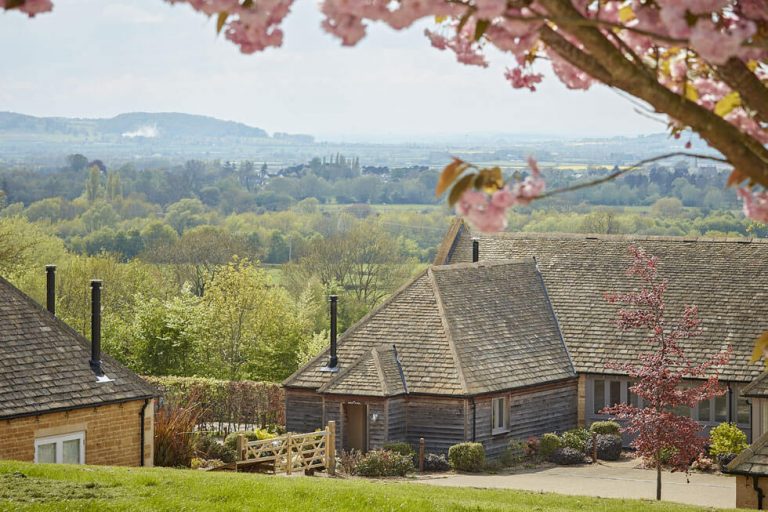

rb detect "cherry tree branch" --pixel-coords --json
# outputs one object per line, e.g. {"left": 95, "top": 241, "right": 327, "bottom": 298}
{"left": 536, "top": 152, "right": 729, "bottom": 200}
{"left": 716, "top": 58, "right": 768, "bottom": 123}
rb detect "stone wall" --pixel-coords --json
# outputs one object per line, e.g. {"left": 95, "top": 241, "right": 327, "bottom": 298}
{"left": 0, "top": 399, "right": 153, "bottom": 467}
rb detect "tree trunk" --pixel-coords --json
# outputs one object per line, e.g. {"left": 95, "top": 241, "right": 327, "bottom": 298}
{"left": 656, "top": 458, "right": 662, "bottom": 501}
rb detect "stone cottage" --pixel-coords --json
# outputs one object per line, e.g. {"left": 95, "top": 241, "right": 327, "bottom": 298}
{"left": 0, "top": 267, "right": 156, "bottom": 466}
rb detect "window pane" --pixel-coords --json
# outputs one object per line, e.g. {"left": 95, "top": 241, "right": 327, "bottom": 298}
{"left": 38, "top": 442, "right": 56, "bottom": 463}
{"left": 610, "top": 381, "right": 621, "bottom": 406}
{"left": 715, "top": 395, "right": 728, "bottom": 422}
{"left": 594, "top": 380, "right": 605, "bottom": 414}
{"left": 698, "top": 399, "right": 711, "bottom": 422}
{"left": 628, "top": 382, "right": 639, "bottom": 407}
{"left": 738, "top": 397, "right": 751, "bottom": 425}
{"left": 62, "top": 439, "right": 80, "bottom": 464}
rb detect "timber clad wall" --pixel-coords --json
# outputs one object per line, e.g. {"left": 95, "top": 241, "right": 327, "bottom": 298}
{"left": 475, "top": 380, "right": 578, "bottom": 459}
{"left": 366, "top": 402, "right": 387, "bottom": 450}
{"left": 0, "top": 399, "right": 154, "bottom": 466}
{"left": 405, "top": 397, "right": 465, "bottom": 455}
{"left": 387, "top": 398, "right": 406, "bottom": 442}
{"left": 285, "top": 390, "right": 323, "bottom": 434}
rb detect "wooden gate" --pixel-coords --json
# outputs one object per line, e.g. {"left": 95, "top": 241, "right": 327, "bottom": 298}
{"left": 235, "top": 421, "right": 336, "bottom": 475}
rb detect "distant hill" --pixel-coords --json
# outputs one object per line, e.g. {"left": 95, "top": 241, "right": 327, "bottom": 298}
{"left": 0, "top": 111, "right": 269, "bottom": 139}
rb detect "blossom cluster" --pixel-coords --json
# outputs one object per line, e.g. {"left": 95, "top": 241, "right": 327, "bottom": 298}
{"left": 0, "top": 0, "right": 52, "bottom": 16}
{"left": 455, "top": 157, "right": 545, "bottom": 232}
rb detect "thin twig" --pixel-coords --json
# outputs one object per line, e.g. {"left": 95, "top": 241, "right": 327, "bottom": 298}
{"left": 537, "top": 152, "right": 728, "bottom": 199}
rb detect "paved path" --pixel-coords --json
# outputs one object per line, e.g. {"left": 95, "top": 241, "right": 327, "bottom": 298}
{"left": 414, "top": 459, "right": 735, "bottom": 509}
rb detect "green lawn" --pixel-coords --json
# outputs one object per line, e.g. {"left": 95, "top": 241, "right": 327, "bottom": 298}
{"left": 0, "top": 461, "right": 736, "bottom": 512}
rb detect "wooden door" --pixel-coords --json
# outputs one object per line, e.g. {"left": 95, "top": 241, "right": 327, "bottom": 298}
{"left": 345, "top": 403, "right": 368, "bottom": 453}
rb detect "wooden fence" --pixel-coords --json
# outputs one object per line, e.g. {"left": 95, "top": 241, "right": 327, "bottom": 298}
{"left": 235, "top": 421, "right": 336, "bottom": 475}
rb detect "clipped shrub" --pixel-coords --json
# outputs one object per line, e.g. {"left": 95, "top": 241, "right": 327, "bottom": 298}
{"left": 589, "top": 421, "right": 621, "bottom": 436}
{"left": 196, "top": 433, "right": 236, "bottom": 463}
{"left": 354, "top": 450, "right": 414, "bottom": 477}
{"left": 423, "top": 453, "right": 450, "bottom": 472}
{"left": 383, "top": 442, "right": 415, "bottom": 457}
{"left": 585, "top": 434, "right": 623, "bottom": 461}
{"left": 561, "top": 428, "right": 591, "bottom": 453}
{"left": 539, "top": 433, "right": 562, "bottom": 459}
{"left": 448, "top": 442, "right": 485, "bottom": 472}
{"left": 709, "top": 423, "right": 748, "bottom": 458}
{"left": 549, "top": 447, "right": 586, "bottom": 465}
{"left": 501, "top": 440, "right": 526, "bottom": 467}
{"left": 223, "top": 429, "right": 277, "bottom": 451}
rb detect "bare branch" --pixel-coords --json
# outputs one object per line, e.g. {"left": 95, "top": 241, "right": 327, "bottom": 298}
{"left": 537, "top": 152, "right": 729, "bottom": 200}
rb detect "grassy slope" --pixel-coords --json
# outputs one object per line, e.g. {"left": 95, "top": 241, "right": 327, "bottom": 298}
{"left": 0, "top": 461, "right": 734, "bottom": 512}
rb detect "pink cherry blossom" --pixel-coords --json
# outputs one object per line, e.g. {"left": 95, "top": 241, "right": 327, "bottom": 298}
{"left": 689, "top": 18, "right": 756, "bottom": 64}
{"left": 504, "top": 67, "right": 543, "bottom": 91}
{"left": 738, "top": 188, "right": 768, "bottom": 223}
{"left": 1, "top": 0, "right": 53, "bottom": 16}
{"left": 455, "top": 189, "right": 508, "bottom": 233}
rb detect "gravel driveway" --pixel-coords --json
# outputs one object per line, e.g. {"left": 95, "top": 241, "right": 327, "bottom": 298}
{"left": 414, "top": 458, "right": 735, "bottom": 509}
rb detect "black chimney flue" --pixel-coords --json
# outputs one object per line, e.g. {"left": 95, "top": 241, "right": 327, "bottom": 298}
{"left": 472, "top": 238, "right": 480, "bottom": 263}
{"left": 45, "top": 265, "right": 56, "bottom": 315}
{"left": 90, "top": 280, "right": 103, "bottom": 375}
{"left": 321, "top": 295, "right": 339, "bottom": 372}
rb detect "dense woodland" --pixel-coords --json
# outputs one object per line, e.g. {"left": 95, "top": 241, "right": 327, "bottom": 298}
{"left": 0, "top": 154, "right": 764, "bottom": 384}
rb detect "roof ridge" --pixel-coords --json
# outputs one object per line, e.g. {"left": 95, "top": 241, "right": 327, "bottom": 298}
{"left": 427, "top": 267, "right": 470, "bottom": 395}
{"left": 283, "top": 267, "right": 431, "bottom": 387}
{"left": 433, "top": 217, "right": 465, "bottom": 265}
{"left": 534, "top": 262, "right": 576, "bottom": 376}
{"left": 432, "top": 258, "right": 536, "bottom": 271}
{"left": 371, "top": 347, "right": 389, "bottom": 396}
{"left": 465, "top": 229, "right": 767, "bottom": 244}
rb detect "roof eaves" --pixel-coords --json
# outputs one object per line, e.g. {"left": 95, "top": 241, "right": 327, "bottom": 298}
{"left": 742, "top": 371, "right": 768, "bottom": 398}
{"left": 427, "top": 267, "right": 470, "bottom": 395}
{"left": 726, "top": 430, "right": 768, "bottom": 475}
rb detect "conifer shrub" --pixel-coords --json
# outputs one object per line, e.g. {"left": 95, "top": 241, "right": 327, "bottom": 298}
{"left": 589, "top": 421, "right": 621, "bottom": 436}
{"left": 448, "top": 442, "right": 485, "bottom": 472}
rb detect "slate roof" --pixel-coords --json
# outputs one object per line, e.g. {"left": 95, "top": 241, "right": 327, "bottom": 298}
{"left": 742, "top": 371, "right": 768, "bottom": 398}
{"left": 0, "top": 276, "right": 157, "bottom": 419}
{"left": 284, "top": 260, "right": 576, "bottom": 396}
{"left": 436, "top": 219, "right": 768, "bottom": 383}
{"left": 726, "top": 431, "right": 768, "bottom": 476}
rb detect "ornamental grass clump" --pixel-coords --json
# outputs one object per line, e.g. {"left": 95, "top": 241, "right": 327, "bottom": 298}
{"left": 448, "top": 443, "right": 485, "bottom": 472}
{"left": 154, "top": 398, "right": 205, "bottom": 468}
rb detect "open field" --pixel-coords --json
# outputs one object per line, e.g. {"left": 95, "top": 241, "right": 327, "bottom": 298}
{"left": 0, "top": 461, "right": 737, "bottom": 512}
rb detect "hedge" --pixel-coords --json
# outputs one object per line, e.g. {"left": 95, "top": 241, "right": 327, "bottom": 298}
{"left": 144, "top": 376, "right": 284, "bottom": 433}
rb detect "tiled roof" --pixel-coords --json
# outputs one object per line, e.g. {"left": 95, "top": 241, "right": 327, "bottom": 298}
{"left": 0, "top": 277, "right": 157, "bottom": 419}
{"left": 743, "top": 371, "right": 768, "bottom": 398}
{"left": 284, "top": 260, "right": 575, "bottom": 396}
{"left": 439, "top": 220, "right": 768, "bottom": 383}
{"left": 727, "top": 431, "right": 768, "bottom": 476}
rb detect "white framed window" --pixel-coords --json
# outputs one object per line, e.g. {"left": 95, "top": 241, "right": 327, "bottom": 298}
{"left": 492, "top": 396, "right": 510, "bottom": 435}
{"left": 34, "top": 432, "right": 85, "bottom": 465}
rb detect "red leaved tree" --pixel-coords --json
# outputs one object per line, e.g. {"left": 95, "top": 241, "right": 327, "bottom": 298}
{"left": 602, "top": 246, "right": 731, "bottom": 501}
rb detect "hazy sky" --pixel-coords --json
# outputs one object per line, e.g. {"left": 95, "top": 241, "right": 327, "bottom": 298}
{"left": 0, "top": 0, "right": 665, "bottom": 141}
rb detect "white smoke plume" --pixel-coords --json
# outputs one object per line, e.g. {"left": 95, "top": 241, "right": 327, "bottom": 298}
{"left": 122, "top": 125, "right": 159, "bottom": 138}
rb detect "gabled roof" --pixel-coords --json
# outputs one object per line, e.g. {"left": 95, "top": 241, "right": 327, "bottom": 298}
{"left": 284, "top": 260, "right": 576, "bottom": 396}
{"left": 0, "top": 277, "right": 156, "bottom": 419}
{"left": 727, "top": 431, "right": 768, "bottom": 476}
{"left": 437, "top": 219, "right": 768, "bottom": 382}
{"left": 743, "top": 371, "right": 768, "bottom": 398}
